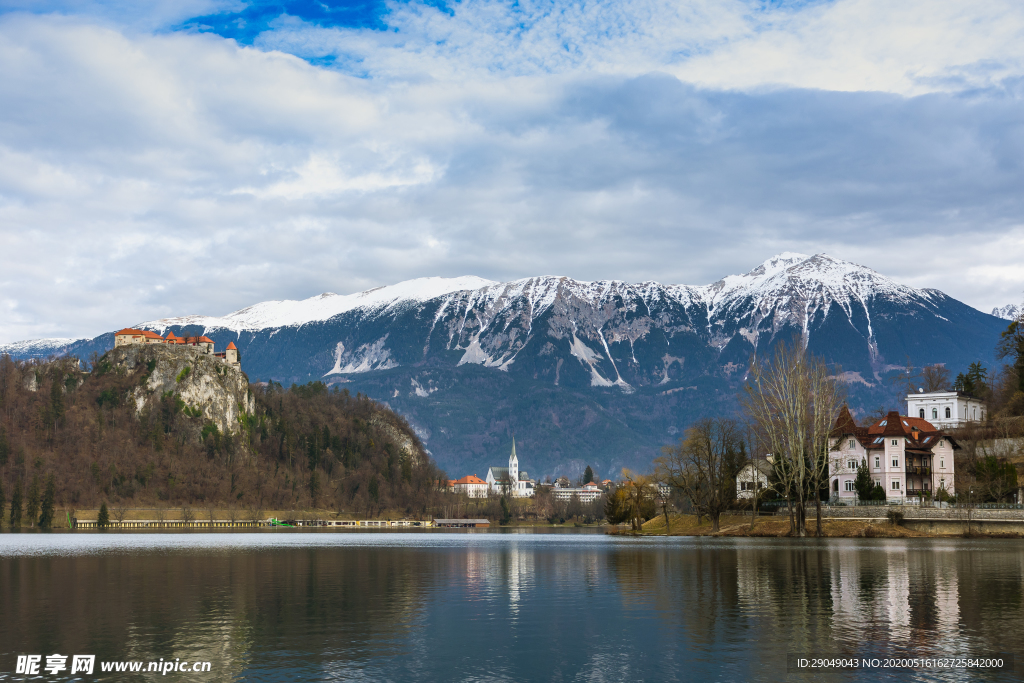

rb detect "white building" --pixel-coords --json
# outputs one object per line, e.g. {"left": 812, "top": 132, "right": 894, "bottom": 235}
{"left": 552, "top": 482, "right": 603, "bottom": 503}
{"left": 905, "top": 390, "right": 986, "bottom": 428}
{"left": 451, "top": 474, "right": 490, "bottom": 498}
{"left": 485, "top": 439, "right": 535, "bottom": 497}
{"left": 736, "top": 460, "right": 772, "bottom": 499}
{"left": 829, "top": 407, "right": 958, "bottom": 503}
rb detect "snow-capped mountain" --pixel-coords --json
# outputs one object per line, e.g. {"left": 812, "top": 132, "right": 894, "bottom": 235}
{"left": 1, "top": 254, "right": 1007, "bottom": 477}
{"left": 992, "top": 304, "right": 1021, "bottom": 320}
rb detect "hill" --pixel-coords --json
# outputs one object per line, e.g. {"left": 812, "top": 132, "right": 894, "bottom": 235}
{"left": 0, "top": 347, "right": 448, "bottom": 519}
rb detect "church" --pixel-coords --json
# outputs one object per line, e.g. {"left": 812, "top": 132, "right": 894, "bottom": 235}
{"left": 485, "top": 439, "right": 535, "bottom": 497}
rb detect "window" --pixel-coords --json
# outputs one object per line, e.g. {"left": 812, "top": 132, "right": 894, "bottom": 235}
{"left": 940, "top": 459, "right": 945, "bottom": 469}
{"left": 939, "top": 439, "right": 944, "bottom": 447}
{"left": 845, "top": 481, "right": 855, "bottom": 492}
{"left": 848, "top": 460, "right": 857, "bottom": 470}
{"left": 919, "top": 409, "right": 925, "bottom": 418}
{"left": 945, "top": 407, "right": 951, "bottom": 419}
{"left": 932, "top": 408, "right": 938, "bottom": 419}
{"left": 874, "top": 457, "right": 880, "bottom": 469}
{"left": 923, "top": 457, "right": 929, "bottom": 467}
{"left": 893, "top": 457, "right": 899, "bottom": 467}
{"left": 892, "top": 439, "right": 898, "bottom": 446}
{"left": 849, "top": 439, "right": 856, "bottom": 449}
{"left": 891, "top": 480, "right": 900, "bottom": 490}
{"left": 924, "top": 482, "right": 930, "bottom": 490}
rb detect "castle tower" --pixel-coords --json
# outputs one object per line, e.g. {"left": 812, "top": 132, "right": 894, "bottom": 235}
{"left": 225, "top": 341, "right": 240, "bottom": 368}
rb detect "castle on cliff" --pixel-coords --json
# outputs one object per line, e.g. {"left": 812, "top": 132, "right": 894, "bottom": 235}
{"left": 114, "top": 328, "right": 240, "bottom": 368}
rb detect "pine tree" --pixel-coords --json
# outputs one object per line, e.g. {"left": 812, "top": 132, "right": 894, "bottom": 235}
{"left": 9, "top": 481, "right": 22, "bottom": 528}
{"left": 38, "top": 474, "right": 56, "bottom": 529}
{"left": 583, "top": 465, "right": 595, "bottom": 486}
{"left": 97, "top": 502, "right": 110, "bottom": 529}
{"left": 853, "top": 460, "right": 874, "bottom": 501}
{"left": 25, "top": 475, "right": 40, "bottom": 527}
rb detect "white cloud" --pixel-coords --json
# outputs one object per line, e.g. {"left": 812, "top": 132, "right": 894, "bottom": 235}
{"left": 1, "top": 3, "right": 1024, "bottom": 343}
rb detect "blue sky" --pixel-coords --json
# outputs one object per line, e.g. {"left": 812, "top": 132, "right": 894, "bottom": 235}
{"left": 1, "top": 0, "right": 1024, "bottom": 342}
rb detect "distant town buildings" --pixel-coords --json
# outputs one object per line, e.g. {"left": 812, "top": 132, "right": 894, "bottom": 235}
{"left": 114, "top": 328, "right": 240, "bottom": 369}
{"left": 905, "top": 389, "right": 986, "bottom": 428}
{"left": 552, "top": 481, "right": 603, "bottom": 503}
{"left": 829, "top": 407, "right": 957, "bottom": 503}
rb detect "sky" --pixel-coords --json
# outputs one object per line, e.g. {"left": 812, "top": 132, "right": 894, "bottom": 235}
{"left": 2, "top": 0, "right": 1024, "bottom": 343}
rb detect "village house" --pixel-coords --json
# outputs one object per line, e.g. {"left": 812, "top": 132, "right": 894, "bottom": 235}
{"left": 736, "top": 460, "right": 772, "bottom": 499}
{"left": 114, "top": 328, "right": 240, "bottom": 368}
{"left": 485, "top": 439, "right": 535, "bottom": 497}
{"left": 829, "top": 407, "right": 958, "bottom": 504}
{"left": 451, "top": 474, "right": 490, "bottom": 498}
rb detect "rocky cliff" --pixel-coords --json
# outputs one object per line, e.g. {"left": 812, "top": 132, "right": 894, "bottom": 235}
{"left": 107, "top": 344, "right": 254, "bottom": 435}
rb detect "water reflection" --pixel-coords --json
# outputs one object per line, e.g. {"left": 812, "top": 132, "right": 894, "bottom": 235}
{"left": 0, "top": 535, "right": 1022, "bottom": 681}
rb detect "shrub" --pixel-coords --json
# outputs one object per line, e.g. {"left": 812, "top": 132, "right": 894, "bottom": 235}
{"left": 176, "top": 366, "right": 191, "bottom": 383}
{"left": 887, "top": 509, "right": 904, "bottom": 526}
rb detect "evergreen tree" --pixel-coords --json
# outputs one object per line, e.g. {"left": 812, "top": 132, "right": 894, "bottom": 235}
{"left": 49, "top": 371, "right": 65, "bottom": 427}
{"left": 97, "top": 502, "right": 110, "bottom": 529}
{"left": 870, "top": 484, "right": 887, "bottom": 501}
{"left": 967, "top": 362, "right": 989, "bottom": 395}
{"left": 9, "top": 482, "right": 22, "bottom": 528}
{"left": 996, "top": 317, "right": 1024, "bottom": 393}
{"left": 583, "top": 465, "right": 595, "bottom": 486}
{"left": 38, "top": 474, "right": 56, "bottom": 529}
{"left": 25, "top": 475, "right": 40, "bottom": 527}
{"left": 853, "top": 460, "right": 874, "bottom": 501}
{"left": 0, "top": 427, "right": 8, "bottom": 466}
{"left": 0, "top": 480, "right": 5, "bottom": 528}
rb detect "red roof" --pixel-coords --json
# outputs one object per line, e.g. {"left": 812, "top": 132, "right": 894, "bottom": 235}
{"left": 454, "top": 475, "right": 487, "bottom": 485}
{"left": 867, "top": 412, "right": 936, "bottom": 435}
{"left": 142, "top": 330, "right": 163, "bottom": 339}
{"left": 198, "top": 336, "right": 214, "bottom": 343}
{"left": 226, "top": 342, "right": 237, "bottom": 350}
{"left": 165, "top": 331, "right": 177, "bottom": 339}
{"left": 114, "top": 328, "right": 145, "bottom": 336}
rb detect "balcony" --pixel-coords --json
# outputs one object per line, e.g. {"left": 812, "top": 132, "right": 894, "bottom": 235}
{"left": 906, "top": 489, "right": 930, "bottom": 497}
{"left": 905, "top": 466, "right": 931, "bottom": 476}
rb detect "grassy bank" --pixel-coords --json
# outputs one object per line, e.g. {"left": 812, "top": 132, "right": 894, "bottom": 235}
{"left": 620, "top": 514, "right": 956, "bottom": 538}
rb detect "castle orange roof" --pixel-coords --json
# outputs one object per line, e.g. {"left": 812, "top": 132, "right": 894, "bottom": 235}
{"left": 198, "top": 336, "right": 214, "bottom": 343}
{"left": 454, "top": 475, "right": 487, "bottom": 485}
{"left": 226, "top": 342, "right": 237, "bottom": 350}
{"left": 114, "top": 328, "right": 145, "bottom": 336}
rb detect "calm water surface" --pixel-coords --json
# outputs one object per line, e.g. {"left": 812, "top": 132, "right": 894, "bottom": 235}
{"left": 1, "top": 530, "right": 1022, "bottom": 681}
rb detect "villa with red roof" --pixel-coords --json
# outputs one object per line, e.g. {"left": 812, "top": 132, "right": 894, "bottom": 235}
{"left": 829, "top": 407, "right": 957, "bottom": 503}
{"left": 114, "top": 328, "right": 240, "bottom": 368}
{"left": 451, "top": 474, "right": 490, "bottom": 498}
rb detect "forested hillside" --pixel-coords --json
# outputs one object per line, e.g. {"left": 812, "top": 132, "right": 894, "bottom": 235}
{"left": 0, "top": 351, "right": 450, "bottom": 522}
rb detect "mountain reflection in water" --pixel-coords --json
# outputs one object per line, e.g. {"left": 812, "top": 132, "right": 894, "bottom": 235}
{"left": 0, "top": 534, "right": 1021, "bottom": 681}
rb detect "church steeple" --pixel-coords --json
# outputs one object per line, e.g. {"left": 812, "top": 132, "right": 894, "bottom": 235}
{"left": 509, "top": 438, "right": 518, "bottom": 482}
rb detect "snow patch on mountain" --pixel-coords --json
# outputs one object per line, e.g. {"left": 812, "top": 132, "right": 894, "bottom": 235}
{"left": 0, "top": 338, "right": 85, "bottom": 358}
{"left": 143, "top": 276, "right": 499, "bottom": 332}
{"left": 992, "top": 304, "right": 1021, "bottom": 320}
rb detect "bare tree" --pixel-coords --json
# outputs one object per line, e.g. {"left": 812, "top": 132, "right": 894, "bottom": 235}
{"left": 113, "top": 504, "right": 129, "bottom": 525}
{"left": 921, "top": 364, "right": 951, "bottom": 393}
{"left": 742, "top": 338, "right": 846, "bottom": 537}
{"left": 181, "top": 505, "right": 195, "bottom": 525}
{"left": 656, "top": 417, "right": 745, "bottom": 532}
{"left": 620, "top": 469, "right": 657, "bottom": 531}
{"left": 154, "top": 506, "right": 166, "bottom": 526}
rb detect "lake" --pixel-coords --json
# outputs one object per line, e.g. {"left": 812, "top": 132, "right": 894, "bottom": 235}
{"left": 1, "top": 530, "right": 1022, "bottom": 681}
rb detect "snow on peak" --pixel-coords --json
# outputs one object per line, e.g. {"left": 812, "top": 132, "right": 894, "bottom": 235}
{"left": 141, "top": 276, "right": 498, "bottom": 332}
{"left": 992, "top": 303, "right": 1021, "bottom": 320}
{"left": 0, "top": 338, "right": 84, "bottom": 357}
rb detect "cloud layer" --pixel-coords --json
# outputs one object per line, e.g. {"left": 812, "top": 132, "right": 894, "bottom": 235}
{"left": 2, "top": 1, "right": 1024, "bottom": 343}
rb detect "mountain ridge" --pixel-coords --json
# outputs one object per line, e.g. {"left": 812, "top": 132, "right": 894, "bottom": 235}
{"left": 1, "top": 253, "right": 1008, "bottom": 480}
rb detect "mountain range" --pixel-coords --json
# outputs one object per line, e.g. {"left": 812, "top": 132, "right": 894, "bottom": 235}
{"left": 2, "top": 253, "right": 1010, "bottom": 480}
